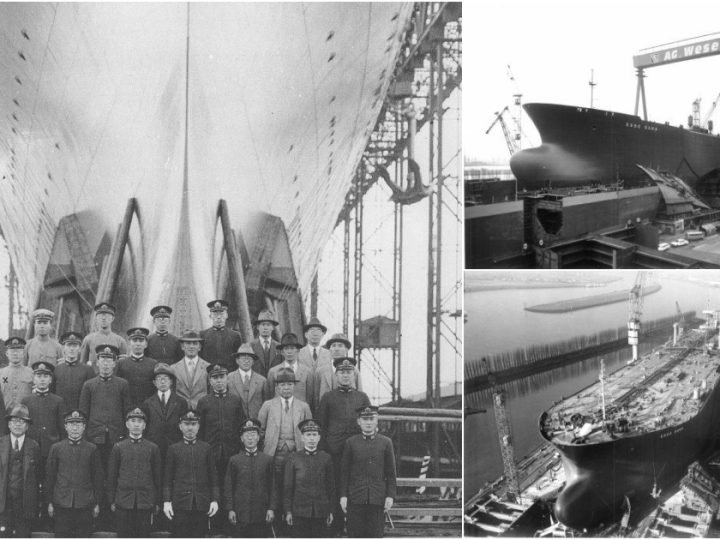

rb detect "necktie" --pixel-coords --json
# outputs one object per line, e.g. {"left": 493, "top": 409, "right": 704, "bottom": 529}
{"left": 13, "top": 439, "right": 19, "bottom": 452}
{"left": 284, "top": 399, "right": 289, "bottom": 413}
{"left": 161, "top": 392, "right": 166, "bottom": 406}
{"left": 313, "top": 348, "right": 318, "bottom": 362}
{"left": 264, "top": 340, "right": 269, "bottom": 352}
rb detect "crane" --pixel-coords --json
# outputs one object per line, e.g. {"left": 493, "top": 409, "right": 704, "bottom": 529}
{"left": 628, "top": 272, "right": 648, "bottom": 364}
{"left": 486, "top": 106, "right": 520, "bottom": 156}
{"left": 506, "top": 65, "right": 523, "bottom": 148}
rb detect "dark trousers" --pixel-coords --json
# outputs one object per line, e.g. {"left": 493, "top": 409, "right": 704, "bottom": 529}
{"left": 234, "top": 521, "right": 270, "bottom": 538}
{"left": 115, "top": 507, "right": 152, "bottom": 538}
{"left": 172, "top": 509, "right": 208, "bottom": 538}
{"left": 0, "top": 493, "right": 30, "bottom": 538}
{"left": 347, "top": 503, "right": 384, "bottom": 538}
{"left": 292, "top": 516, "right": 328, "bottom": 538}
{"left": 96, "top": 438, "right": 114, "bottom": 532}
{"left": 54, "top": 507, "right": 94, "bottom": 538}
{"left": 329, "top": 450, "right": 345, "bottom": 536}
{"left": 273, "top": 447, "right": 293, "bottom": 537}
{"left": 210, "top": 446, "right": 230, "bottom": 535}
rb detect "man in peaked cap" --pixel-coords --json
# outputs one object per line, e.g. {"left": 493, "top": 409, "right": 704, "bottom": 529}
{"left": 163, "top": 410, "right": 219, "bottom": 538}
{"left": 197, "top": 364, "right": 244, "bottom": 535}
{"left": 21, "top": 361, "right": 65, "bottom": 529}
{"left": 283, "top": 418, "right": 335, "bottom": 538}
{"left": 80, "top": 302, "right": 127, "bottom": 369}
{"left": 340, "top": 406, "right": 397, "bottom": 538}
{"left": 23, "top": 308, "right": 63, "bottom": 368}
{"left": 199, "top": 300, "right": 243, "bottom": 373}
{"left": 251, "top": 310, "right": 282, "bottom": 377}
{"left": 141, "top": 363, "right": 188, "bottom": 462}
{"left": 265, "top": 333, "right": 313, "bottom": 405}
{"left": 0, "top": 337, "right": 33, "bottom": 409}
{"left": 317, "top": 356, "right": 371, "bottom": 535}
{"left": 116, "top": 327, "right": 158, "bottom": 408}
{"left": 45, "top": 409, "right": 103, "bottom": 538}
{"left": 0, "top": 404, "right": 40, "bottom": 537}
{"left": 54, "top": 332, "right": 95, "bottom": 412}
{"left": 170, "top": 330, "right": 209, "bottom": 409}
{"left": 147, "top": 306, "right": 183, "bottom": 365}
{"left": 299, "top": 317, "right": 333, "bottom": 375}
{"left": 314, "top": 333, "right": 363, "bottom": 410}
{"left": 107, "top": 408, "right": 162, "bottom": 538}
{"left": 228, "top": 344, "right": 268, "bottom": 420}
{"left": 224, "top": 418, "right": 277, "bottom": 538}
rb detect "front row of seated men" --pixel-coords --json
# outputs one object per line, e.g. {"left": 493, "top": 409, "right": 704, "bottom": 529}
{"left": 0, "top": 344, "right": 396, "bottom": 538}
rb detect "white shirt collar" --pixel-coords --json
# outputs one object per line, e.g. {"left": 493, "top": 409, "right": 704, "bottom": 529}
{"left": 158, "top": 390, "right": 169, "bottom": 400}
{"left": 282, "top": 396, "right": 294, "bottom": 408}
{"left": 10, "top": 434, "right": 25, "bottom": 450}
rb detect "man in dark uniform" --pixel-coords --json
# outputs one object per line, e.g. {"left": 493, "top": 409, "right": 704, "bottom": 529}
{"left": 199, "top": 300, "right": 242, "bottom": 373}
{"left": 283, "top": 419, "right": 335, "bottom": 538}
{"left": 142, "top": 363, "right": 188, "bottom": 462}
{"left": 107, "top": 408, "right": 162, "bottom": 538}
{"left": 318, "top": 356, "right": 371, "bottom": 535}
{"left": 45, "top": 410, "right": 103, "bottom": 538}
{"left": 21, "top": 361, "right": 65, "bottom": 530}
{"left": 116, "top": 328, "right": 158, "bottom": 408}
{"left": 224, "top": 419, "right": 276, "bottom": 538}
{"left": 146, "top": 306, "right": 183, "bottom": 365}
{"left": 197, "top": 364, "right": 244, "bottom": 534}
{"left": 0, "top": 404, "right": 40, "bottom": 538}
{"left": 163, "top": 410, "right": 219, "bottom": 538}
{"left": 340, "top": 406, "right": 396, "bottom": 538}
{"left": 250, "top": 310, "right": 282, "bottom": 376}
{"left": 54, "top": 332, "right": 94, "bottom": 411}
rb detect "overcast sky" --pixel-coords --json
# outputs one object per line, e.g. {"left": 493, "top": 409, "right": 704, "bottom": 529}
{"left": 464, "top": 0, "right": 720, "bottom": 162}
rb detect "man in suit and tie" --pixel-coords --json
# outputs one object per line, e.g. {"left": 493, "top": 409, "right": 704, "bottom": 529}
{"left": 227, "top": 344, "right": 267, "bottom": 420}
{"left": 250, "top": 311, "right": 282, "bottom": 377}
{"left": 298, "top": 317, "right": 332, "bottom": 375}
{"left": 141, "top": 363, "right": 189, "bottom": 461}
{"left": 265, "top": 334, "right": 313, "bottom": 405}
{"left": 0, "top": 404, "right": 41, "bottom": 537}
{"left": 258, "top": 367, "right": 311, "bottom": 536}
{"left": 170, "top": 331, "right": 209, "bottom": 409}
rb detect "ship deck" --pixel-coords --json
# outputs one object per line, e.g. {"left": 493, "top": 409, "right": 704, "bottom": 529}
{"left": 542, "top": 328, "right": 720, "bottom": 445}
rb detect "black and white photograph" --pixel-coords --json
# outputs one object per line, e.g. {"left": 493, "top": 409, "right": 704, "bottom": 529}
{"left": 465, "top": 1, "right": 720, "bottom": 270}
{"left": 465, "top": 270, "right": 720, "bottom": 536}
{"left": 0, "top": 2, "right": 462, "bottom": 537}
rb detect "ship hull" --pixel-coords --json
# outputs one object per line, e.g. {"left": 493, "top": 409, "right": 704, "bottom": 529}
{"left": 542, "top": 370, "right": 720, "bottom": 530}
{"left": 510, "top": 103, "right": 720, "bottom": 190}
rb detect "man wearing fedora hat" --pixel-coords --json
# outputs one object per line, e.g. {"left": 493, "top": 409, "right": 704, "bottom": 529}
{"left": 107, "top": 408, "right": 162, "bottom": 537}
{"left": 80, "top": 302, "right": 127, "bottom": 369}
{"left": 0, "top": 404, "right": 40, "bottom": 537}
{"left": 116, "top": 328, "right": 158, "bottom": 409}
{"left": 45, "top": 409, "right": 103, "bottom": 538}
{"left": 0, "top": 338, "right": 33, "bottom": 409}
{"left": 54, "top": 332, "right": 95, "bottom": 412}
{"left": 298, "top": 317, "right": 333, "bottom": 375}
{"left": 251, "top": 310, "right": 282, "bottom": 377}
{"left": 170, "top": 330, "right": 210, "bottom": 409}
{"left": 23, "top": 309, "right": 63, "bottom": 367}
{"left": 228, "top": 344, "right": 268, "bottom": 420}
{"left": 146, "top": 306, "right": 183, "bottom": 365}
{"left": 200, "top": 300, "right": 243, "bottom": 373}
{"left": 141, "top": 363, "right": 189, "bottom": 462}
{"left": 163, "top": 410, "right": 219, "bottom": 538}
{"left": 265, "top": 333, "right": 313, "bottom": 405}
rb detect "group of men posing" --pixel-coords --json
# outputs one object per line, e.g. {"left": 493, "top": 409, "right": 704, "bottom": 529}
{"left": 0, "top": 300, "right": 396, "bottom": 538}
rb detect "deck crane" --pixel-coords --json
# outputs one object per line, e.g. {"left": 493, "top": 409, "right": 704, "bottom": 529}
{"left": 486, "top": 106, "right": 520, "bottom": 156}
{"left": 628, "top": 272, "right": 648, "bottom": 364}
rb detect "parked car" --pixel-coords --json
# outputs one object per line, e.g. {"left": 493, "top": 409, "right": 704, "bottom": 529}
{"left": 671, "top": 239, "right": 689, "bottom": 247}
{"left": 658, "top": 242, "right": 671, "bottom": 251}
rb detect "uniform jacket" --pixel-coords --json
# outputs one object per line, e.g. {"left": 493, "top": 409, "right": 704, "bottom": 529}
{"left": 170, "top": 357, "right": 209, "bottom": 409}
{"left": 146, "top": 333, "right": 183, "bottom": 364}
{"left": 265, "top": 362, "right": 314, "bottom": 405}
{"left": 45, "top": 438, "right": 103, "bottom": 508}
{"left": 21, "top": 391, "right": 65, "bottom": 457}
{"left": 196, "top": 392, "right": 244, "bottom": 456}
{"left": 223, "top": 450, "right": 277, "bottom": 523}
{"left": 199, "top": 327, "right": 243, "bottom": 371}
{"left": 340, "top": 433, "right": 397, "bottom": 505}
{"left": 227, "top": 369, "right": 267, "bottom": 420}
{"left": 283, "top": 449, "right": 335, "bottom": 518}
{"left": 115, "top": 356, "right": 158, "bottom": 408}
{"left": 0, "top": 435, "right": 40, "bottom": 517}
{"left": 79, "top": 331, "right": 127, "bottom": 369}
{"left": 53, "top": 361, "right": 95, "bottom": 412}
{"left": 141, "top": 391, "right": 188, "bottom": 458}
{"left": 257, "top": 396, "right": 311, "bottom": 456}
{"left": 250, "top": 338, "right": 282, "bottom": 377}
{"left": 107, "top": 437, "right": 162, "bottom": 510}
{"left": 317, "top": 388, "right": 371, "bottom": 455}
{"left": 79, "top": 376, "right": 131, "bottom": 444}
{"left": 163, "top": 439, "right": 219, "bottom": 512}
{"left": 298, "top": 345, "right": 333, "bottom": 374}
{"left": 313, "top": 365, "right": 362, "bottom": 410}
